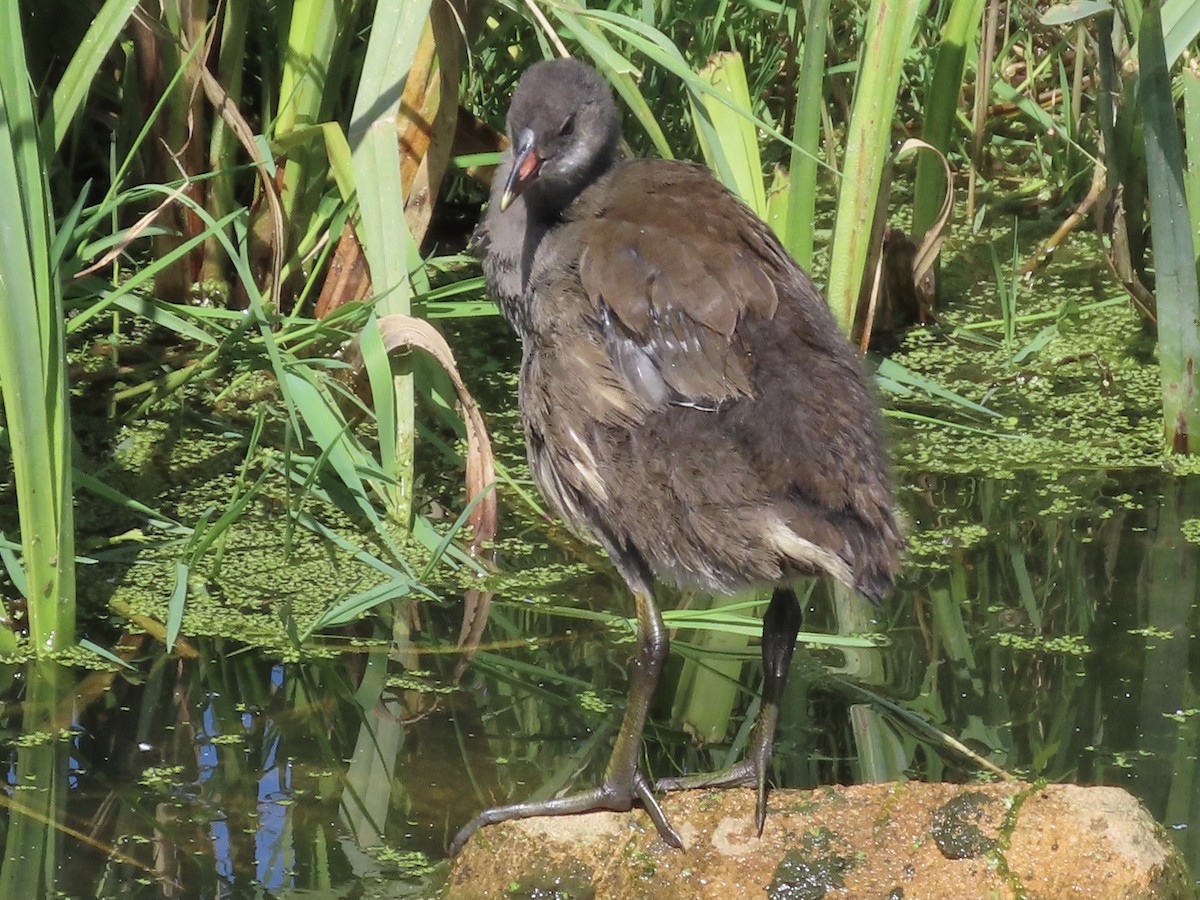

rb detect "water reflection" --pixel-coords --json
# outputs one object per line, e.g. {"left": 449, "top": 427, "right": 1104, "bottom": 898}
{"left": 1, "top": 661, "right": 72, "bottom": 897}
{"left": 1, "top": 470, "right": 1197, "bottom": 895}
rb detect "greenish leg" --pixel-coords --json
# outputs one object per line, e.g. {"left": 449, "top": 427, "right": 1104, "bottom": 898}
{"left": 449, "top": 585, "right": 683, "bottom": 855}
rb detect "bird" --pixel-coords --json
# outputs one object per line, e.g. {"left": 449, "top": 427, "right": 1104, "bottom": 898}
{"left": 452, "top": 57, "right": 902, "bottom": 855}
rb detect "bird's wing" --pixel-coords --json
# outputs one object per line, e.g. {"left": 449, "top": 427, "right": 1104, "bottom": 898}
{"left": 577, "top": 161, "right": 786, "bottom": 409}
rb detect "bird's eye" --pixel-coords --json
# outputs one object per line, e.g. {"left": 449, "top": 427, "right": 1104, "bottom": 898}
{"left": 559, "top": 114, "right": 576, "bottom": 136}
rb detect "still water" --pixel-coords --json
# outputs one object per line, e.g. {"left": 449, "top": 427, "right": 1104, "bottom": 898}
{"left": 2, "top": 464, "right": 1198, "bottom": 897}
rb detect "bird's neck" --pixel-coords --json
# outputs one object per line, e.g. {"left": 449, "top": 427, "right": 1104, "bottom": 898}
{"left": 482, "top": 157, "right": 620, "bottom": 336}
{"left": 526, "top": 154, "right": 620, "bottom": 222}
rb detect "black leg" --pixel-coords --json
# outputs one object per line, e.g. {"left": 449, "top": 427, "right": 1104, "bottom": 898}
{"left": 449, "top": 585, "right": 683, "bottom": 855}
{"left": 657, "top": 587, "right": 802, "bottom": 834}
{"left": 752, "top": 586, "right": 802, "bottom": 830}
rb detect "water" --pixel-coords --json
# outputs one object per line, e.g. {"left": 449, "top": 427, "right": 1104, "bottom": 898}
{"left": 2, "top": 465, "right": 1198, "bottom": 897}
{"left": 4, "top": 254, "right": 1198, "bottom": 895}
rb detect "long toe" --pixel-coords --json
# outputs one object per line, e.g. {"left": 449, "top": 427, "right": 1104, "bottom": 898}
{"left": 450, "top": 774, "right": 684, "bottom": 856}
{"left": 656, "top": 757, "right": 779, "bottom": 836}
{"left": 656, "top": 760, "right": 758, "bottom": 793}
{"left": 633, "top": 771, "right": 685, "bottom": 849}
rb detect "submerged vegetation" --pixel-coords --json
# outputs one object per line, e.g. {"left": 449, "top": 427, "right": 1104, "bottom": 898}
{"left": 1, "top": 0, "right": 1200, "bottom": 894}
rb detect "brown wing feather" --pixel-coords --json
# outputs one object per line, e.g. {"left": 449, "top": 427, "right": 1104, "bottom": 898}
{"left": 577, "top": 160, "right": 780, "bottom": 407}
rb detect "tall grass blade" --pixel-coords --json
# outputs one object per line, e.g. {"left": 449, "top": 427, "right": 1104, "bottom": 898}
{"left": 784, "top": 0, "right": 832, "bottom": 268}
{"left": 912, "top": 0, "right": 987, "bottom": 241}
{"left": 350, "top": 0, "right": 429, "bottom": 310}
{"left": 275, "top": 0, "right": 344, "bottom": 277}
{"left": 166, "top": 561, "right": 189, "bottom": 649}
{"left": 689, "top": 52, "right": 767, "bottom": 215}
{"left": 1160, "top": 0, "right": 1200, "bottom": 65}
{"left": 1183, "top": 65, "right": 1200, "bottom": 267}
{"left": 40, "top": 0, "right": 141, "bottom": 154}
{"left": 0, "top": 4, "right": 77, "bottom": 651}
{"left": 204, "top": 0, "right": 250, "bottom": 290}
{"left": 349, "top": 0, "right": 432, "bottom": 523}
{"left": 1139, "top": 0, "right": 1200, "bottom": 452}
{"left": 826, "top": 0, "right": 922, "bottom": 334}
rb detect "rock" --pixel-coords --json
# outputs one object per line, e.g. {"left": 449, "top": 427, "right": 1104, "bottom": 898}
{"left": 445, "top": 783, "right": 1191, "bottom": 900}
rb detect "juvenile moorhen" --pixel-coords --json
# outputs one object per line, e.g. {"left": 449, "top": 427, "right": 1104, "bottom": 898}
{"left": 454, "top": 58, "right": 902, "bottom": 853}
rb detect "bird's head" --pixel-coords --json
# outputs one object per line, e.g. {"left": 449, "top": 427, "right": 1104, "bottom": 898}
{"left": 500, "top": 58, "right": 620, "bottom": 213}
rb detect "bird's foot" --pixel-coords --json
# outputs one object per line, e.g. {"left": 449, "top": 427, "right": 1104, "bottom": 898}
{"left": 449, "top": 770, "right": 684, "bottom": 856}
{"left": 657, "top": 750, "right": 773, "bottom": 834}
{"left": 656, "top": 762, "right": 756, "bottom": 793}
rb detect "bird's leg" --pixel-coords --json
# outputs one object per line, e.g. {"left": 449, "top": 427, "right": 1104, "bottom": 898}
{"left": 750, "top": 586, "right": 803, "bottom": 830}
{"left": 449, "top": 586, "right": 683, "bottom": 855}
{"left": 657, "top": 587, "right": 802, "bottom": 835}
{"left": 602, "top": 586, "right": 683, "bottom": 844}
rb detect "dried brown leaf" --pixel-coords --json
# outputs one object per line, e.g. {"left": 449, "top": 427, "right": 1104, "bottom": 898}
{"left": 357, "top": 315, "right": 498, "bottom": 555}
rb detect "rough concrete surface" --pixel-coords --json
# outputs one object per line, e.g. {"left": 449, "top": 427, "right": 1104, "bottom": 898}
{"left": 445, "top": 782, "right": 1193, "bottom": 899}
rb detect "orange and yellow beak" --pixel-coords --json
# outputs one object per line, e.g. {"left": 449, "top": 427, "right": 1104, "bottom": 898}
{"left": 500, "top": 128, "right": 541, "bottom": 211}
